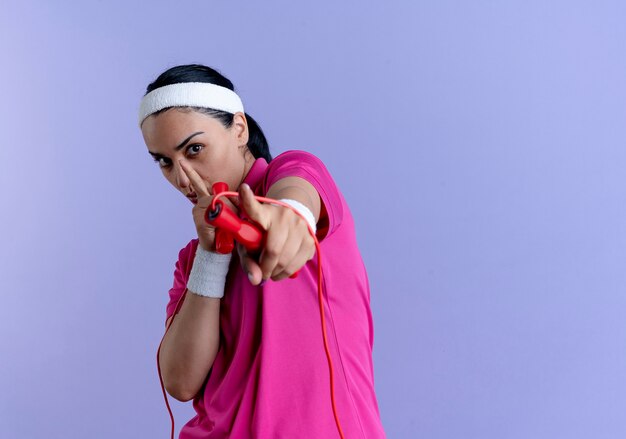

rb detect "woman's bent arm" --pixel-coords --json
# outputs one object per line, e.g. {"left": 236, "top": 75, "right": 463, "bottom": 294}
{"left": 159, "top": 290, "right": 220, "bottom": 402}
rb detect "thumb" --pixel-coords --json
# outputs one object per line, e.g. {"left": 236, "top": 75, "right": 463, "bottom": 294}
{"left": 239, "top": 183, "right": 271, "bottom": 230}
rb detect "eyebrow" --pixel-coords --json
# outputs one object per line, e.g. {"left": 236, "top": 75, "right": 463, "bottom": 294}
{"left": 148, "top": 131, "right": 204, "bottom": 158}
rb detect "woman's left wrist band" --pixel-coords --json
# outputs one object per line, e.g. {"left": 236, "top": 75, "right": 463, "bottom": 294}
{"left": 277, "top": 198, "right": 317, "bottom": 233}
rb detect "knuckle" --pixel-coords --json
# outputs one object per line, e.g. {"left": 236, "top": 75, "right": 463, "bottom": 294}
{"left": 305, "top": 245, "right": 315, "bottom": 260}
{"left": 279, "top": 207, "right": 293, "bottom": 222}
{"left": 293, "top": 215, "right": 304, "bottom": 228}
{"left": 281, "top": 263, "right": 295, "bottom": 275}
{"left": 264, "top": 246, "right": 279, "bottom": 258}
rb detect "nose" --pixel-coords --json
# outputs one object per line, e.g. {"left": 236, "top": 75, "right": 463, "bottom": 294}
{"left": 173, "top": 161, "right": 191, "bottom": 191}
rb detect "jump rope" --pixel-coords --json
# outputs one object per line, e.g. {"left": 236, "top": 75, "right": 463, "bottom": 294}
{"left": 156, "top": 182, "right": 346, "bottom": 439}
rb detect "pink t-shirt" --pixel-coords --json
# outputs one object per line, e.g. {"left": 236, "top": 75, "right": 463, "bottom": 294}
{"left": 164, "top": 150, "right": 386, "bottom": 438}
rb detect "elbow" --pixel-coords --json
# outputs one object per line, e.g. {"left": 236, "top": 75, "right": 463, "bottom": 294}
{"left": 172, "top": 390, "right": 196, "bottom": 403}
{"left": 160, "top": 361, "right": 196, "bottom": 402}
{"left": 158, "top": 334, "right": 218, "bottom": 402}
{"left": 160, "top": 362, "right": 201, "bottom": 402}
{"left": 161, "top": 360, "right": 214, "bottom": 402}
{"left": 165, "top": 380, "right": 198, "bottom": 402}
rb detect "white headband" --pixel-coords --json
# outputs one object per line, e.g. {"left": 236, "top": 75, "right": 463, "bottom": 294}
{"left": 138, "top": 82, "right": 244, "bottom": 127}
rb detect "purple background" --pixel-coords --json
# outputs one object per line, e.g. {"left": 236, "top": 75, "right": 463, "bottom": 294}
{"left": 1, "top": 1, "right": 625, "bottom": 438}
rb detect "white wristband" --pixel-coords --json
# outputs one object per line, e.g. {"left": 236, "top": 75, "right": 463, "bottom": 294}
{"left": 186, "top": 245, "right": 232, "bottom": 298}
{"left": 277, "top": 198, "right": 317, "bottom": 233}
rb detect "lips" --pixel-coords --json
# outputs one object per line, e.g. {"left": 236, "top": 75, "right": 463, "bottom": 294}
{"left": 187, "top": 192, "right": 198, "bottom": 204}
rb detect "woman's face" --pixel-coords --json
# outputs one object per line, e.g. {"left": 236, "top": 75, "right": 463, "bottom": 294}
{"left": 141, "top": 108, "right": 255, "bottom": 204}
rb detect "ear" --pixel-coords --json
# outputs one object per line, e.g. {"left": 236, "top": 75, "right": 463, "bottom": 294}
{"left": 232, "top": 112, "right": 249, "bottom": 146}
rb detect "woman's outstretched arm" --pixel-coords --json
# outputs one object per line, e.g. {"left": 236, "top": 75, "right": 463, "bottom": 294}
{"left": 237, "top": 177, "right": 321, "bottom": 284}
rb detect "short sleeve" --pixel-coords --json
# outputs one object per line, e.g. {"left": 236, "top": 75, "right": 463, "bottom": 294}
{"left": 262, "top": 150, "right": 344, "bottom": 240}
{"left": 165, "top": 238, "right": 198, "bottom": 323}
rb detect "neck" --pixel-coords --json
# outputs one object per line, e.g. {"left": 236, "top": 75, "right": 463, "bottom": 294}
{"left": 238, "top": 151, "right": 256, "bottom": 189}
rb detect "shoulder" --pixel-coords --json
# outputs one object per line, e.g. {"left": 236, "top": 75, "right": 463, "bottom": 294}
{"left": 267, "top": 149, "right": 328, "bottom": 170}
{"left": 264, "top": 149, "right": 336, "bottom": 190}
{"left": 271, "top": 149, "right": 323, "bottom": 161}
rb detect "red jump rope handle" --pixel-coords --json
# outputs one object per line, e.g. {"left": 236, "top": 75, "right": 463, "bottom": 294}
{"left": 205, "top": 182, "right": 299, "bottom": 279}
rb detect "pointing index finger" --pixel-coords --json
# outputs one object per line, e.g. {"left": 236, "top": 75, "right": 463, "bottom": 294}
{"left": 179, "top": 160, "right": 212, "bottom": 196}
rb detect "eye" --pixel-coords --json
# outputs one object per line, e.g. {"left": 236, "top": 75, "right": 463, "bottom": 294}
{"left": 153, "top": 157, "right": 171, "bottom": 168}
{"left": 187, "top": 144, "right": 203, "bottom": 156}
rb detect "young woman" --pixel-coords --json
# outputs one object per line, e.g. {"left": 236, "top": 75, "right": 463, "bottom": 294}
{"left": 140, "top": 64, "right": 386, "bottom": 438}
